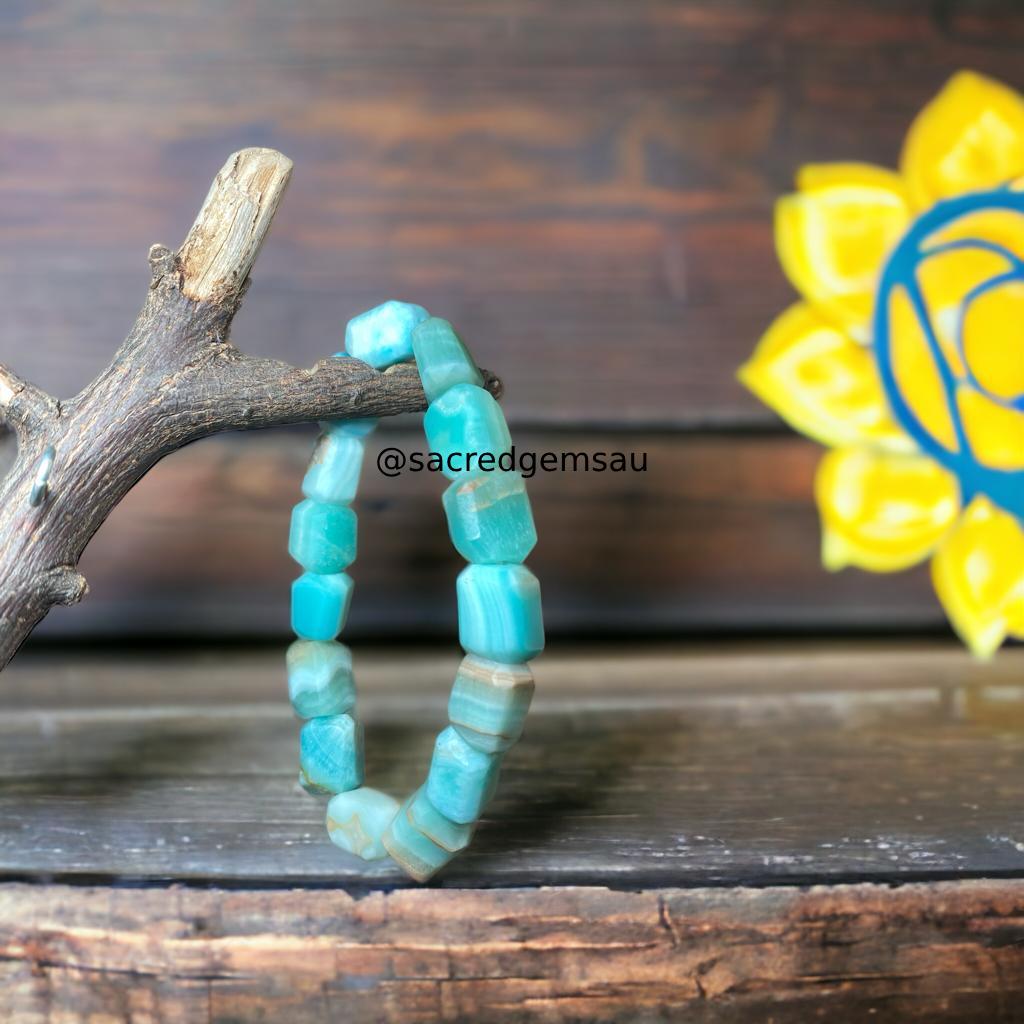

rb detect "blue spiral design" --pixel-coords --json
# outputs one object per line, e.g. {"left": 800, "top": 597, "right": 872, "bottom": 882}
{"left": 873, "top": 188, "right": 1024, "bottom": 522}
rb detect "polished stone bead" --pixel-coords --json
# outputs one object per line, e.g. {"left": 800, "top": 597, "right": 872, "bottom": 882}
{"left": 407, "top": 785, "right": 474, "bottom": 852}
{"left": 299, "top": 768, "right": 334, "bottom": 796}
{"left": 288, "top": 500, "right": 357, "bottom": 574}
{"left": 344, "top": 300, "right": 429, "bottom": 369}
{"left": 331, "top": 418, "right": 378, "bottom": 437}
{"left": 291, "top": 572, "right": 354, "bottom": 641}
{"left": 424, "top": 384, "right": 511, "bottom": 480}
{"left": 286, "top": 640, "right": 356, "bottom": 719}
{"left": 457, "top": 564, "right": 544, "bottom": 663}
{"left": 411, "top": 317, "right": 484, "bottom": 403}
{"left": 326, "top": 786, "right": 400, "bottom": 861}
{"left": 448, "top": 655, "right": 534, "bottom": 753}
{"left": 443, "top": 471, "right": 536, "bottom": 564}
{"left": 299, "top": 713, "right": 363, "bottom": 794}
{"left": 425, "top": 726, "right": 501, "bottom": 824}
{"left": 382, "top": 795, "right": 455, "bottom": 882}
{"left": 302, "top": 430, "right": 367, "bottom": 505}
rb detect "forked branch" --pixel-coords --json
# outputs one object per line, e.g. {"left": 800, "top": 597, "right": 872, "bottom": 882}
{"left": 0, "top": 148, "right": 499, "bottom": 669}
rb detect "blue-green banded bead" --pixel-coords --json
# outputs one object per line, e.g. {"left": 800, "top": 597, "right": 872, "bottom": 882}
{"left": 411, "top": 317, "right": 484, "bottom": 403}
{"left": 425, "top": 726, "right": 501, "bottom": 824}
{"left": 299, "top": 771, "right": 334, "bottom": 796}
{"left": 457, "top": 564, "right": 544, "bottom": 663}
{"left": 291, "top": 572, "right": 354, "bottom": 641}
{"left": 302, "top": 430, "right": 366, "bottom": 505}
{"left": 299, "top": 713, "right": 364, "bottom": 795}
{"left": 345, "top": 300, "right": 429, "bottom": 369}
{"left": 329, "top": 418, "right": 378, "bottom": 437}
{"left": 288, "top": 500, "right": 357, "bottom": 574}
{"left": 424, "top": 384, "right": 511, "bottom": 480}
{"left": 407, "top": 785, "right": 474, "bottom": 853}
{"left": 443, "top": 471, "right": 536, "bottom": 564}
{"left": 449, "top": 655, "right": 534, "bottom": 753}
{"left": 286, "top": 640, "right": 356, "bottom": 719}
{"left": 382, "top": 795, "right": 456, "bottom": 882}
{"left": 326, "top": 786, "right": 400, "bottom": 861}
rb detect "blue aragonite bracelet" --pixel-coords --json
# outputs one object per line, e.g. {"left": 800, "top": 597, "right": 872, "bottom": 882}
{"left": 286, "top": 301, "right": 544, "bottom": 881}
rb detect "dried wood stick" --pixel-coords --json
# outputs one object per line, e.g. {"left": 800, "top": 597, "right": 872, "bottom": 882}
{"left": 0, "top": 148, "right": 499, "bottom": 668}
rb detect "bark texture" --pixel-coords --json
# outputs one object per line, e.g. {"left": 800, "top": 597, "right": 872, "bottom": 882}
{"left": 0, "top": 148, "right": 498, "bottom": 668}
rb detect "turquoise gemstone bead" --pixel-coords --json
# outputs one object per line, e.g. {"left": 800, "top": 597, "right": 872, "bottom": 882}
{"left": 326, "top": 786, "right": 400, "bottom": 861}
{"left": 411, "top": 317, "right": 484, "bottom": 403}
{"left": 299, "top": 713, "right": 364, "bottom": 794}
{"left": 443, "top": 471, "right": 537, "bottom": 564}
{"left": 302, "top": 430, "right": 366, "bottom": 505}
{"left": 457, "top": 564, "right": 544, "bottom": 663}
{"left": 345, "top": 300, "right": 429, "bottom": 369}
{"left": 407, "top": 785, "right": 474, "bottom": 853}
{"left": 424, "top": 384, "right": 511, "bottom": 480}
{"left": 448, "top": 655, "right": 534, "bottom": 753}
{"left": 288, "top": 500, "right": 357, "bottom": 574}
{"left": 425, "top": 726, "right": 501, "bottom": 824}
{"left": 382, "top": 795, "right": 455, "bottom": 882}
{"left": 286, "top": 640, "right": 356, "bottom": 719}
{"left": 291, "top": 572, "right": 354, "bottom": 641}
{"left": 299, "top": 771, "right": 333, "bottom": 796}
{"left": 331, "top": 418, "right": 378, "bottom": 437}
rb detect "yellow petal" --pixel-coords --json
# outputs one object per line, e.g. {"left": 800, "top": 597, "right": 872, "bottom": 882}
{"left": 886, "top": 286, "right": 959, "bottom": 451}
{"left": 960, "top": 277, "right": 1024, "bottom": 401}
{"left": 776, "top": 164, "right": 911, "bottom": 342}
{"left": 816, "top": 447, "right": 959, "bottom": 572}
{"left": 901, "top": 71, "right": 1024, "bottom": 208}
{"left": 957, "top": 387, "right": 1024, "bottom": 471}
{"left": 738, "top": 303, "right": 910, "bottom": 451}
{"left": 1009, "top": 590, "right": 1024, "bottom": 637}
{"left": 932, "top": 496, "right": 1024, "bottom": 658}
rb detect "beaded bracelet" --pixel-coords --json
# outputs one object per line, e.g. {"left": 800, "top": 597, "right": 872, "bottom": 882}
{"left": 285, "top": 301, "right": 544, "bottom": 882}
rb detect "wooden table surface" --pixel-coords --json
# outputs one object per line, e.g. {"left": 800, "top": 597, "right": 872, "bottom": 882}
{"left": 2, "top": 641, "right": 1024, "bottom": 1021}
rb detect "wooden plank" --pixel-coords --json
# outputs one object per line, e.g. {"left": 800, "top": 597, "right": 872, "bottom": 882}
{"left": 1, "top": 643, "right": 1024, "bottom": 888}
{"left": 0, "top": 1, "right": 1022, "bottom": 426}
{"left": 1, "top": 878, "right": 1024, "bottom": 1022}
{"left": 27, "top": 431, "right": 939, "bottom": 640}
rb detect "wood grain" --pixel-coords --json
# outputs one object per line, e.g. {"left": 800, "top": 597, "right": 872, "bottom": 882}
{"left": 177, "top": 148, "right": 293, "bottom": 302}
{"left": 2, "top": 642, "right": 1023, "bottom": 888}
{"left": 2, "top": 878, "right": 1024, "bottom": 1022}
{"left": 22, "top": 430, "right": 938, "bottom": 641}
{"left": 4, "top": 642, "right": 1024, "bottom": 1019}
{"left": 0, "top": 1, "right": 1021, "bottom": 426}
{"left": 1, "top": 0, "right": 1017, "bottom": 639}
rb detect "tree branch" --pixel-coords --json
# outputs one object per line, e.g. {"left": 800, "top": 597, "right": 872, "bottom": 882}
{"left": 0, "top": 364, "right": 59, "bottom": 440}
{"left": 193, "top": 354, "right": 502, "bottom": 435}
{"left": 0, "top": 148, "right": 501, "bottom": 669}
{"left": 176, "top": 148, "right": 293, "bottom": 304}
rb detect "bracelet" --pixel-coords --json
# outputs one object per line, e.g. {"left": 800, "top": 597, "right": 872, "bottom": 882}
{"left": 285, "top": 301, "right": 544, "bottom": 881}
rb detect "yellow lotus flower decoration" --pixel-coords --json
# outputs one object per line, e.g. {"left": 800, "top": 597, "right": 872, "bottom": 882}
{"left": 739, "top": 71, "right": 1024, "bottom": 657}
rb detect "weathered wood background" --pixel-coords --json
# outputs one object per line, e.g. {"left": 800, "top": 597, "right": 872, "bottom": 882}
{"left": 3, "top": 0, "right": 1018, "bottom": 640}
